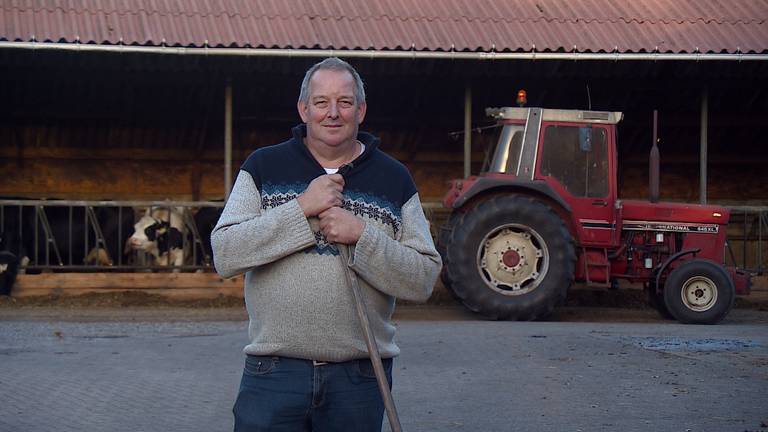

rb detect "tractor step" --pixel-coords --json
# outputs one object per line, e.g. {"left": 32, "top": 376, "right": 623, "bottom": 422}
{"left": 582, "top": 247, "right": 611, "bottom": 287}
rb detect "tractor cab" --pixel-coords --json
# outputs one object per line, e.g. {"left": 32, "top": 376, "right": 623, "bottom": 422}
{"left": 445, "top": 107, "right": 623, "bottom": 246}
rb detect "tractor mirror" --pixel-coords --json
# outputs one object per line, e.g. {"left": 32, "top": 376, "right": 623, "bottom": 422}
{"left": 579, "top": 126, "right": 592, "bottom": 152}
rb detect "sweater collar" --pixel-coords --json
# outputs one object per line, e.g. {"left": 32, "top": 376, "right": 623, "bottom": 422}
{"left": 291, "top": 123, "right": 380, "bottom": 172}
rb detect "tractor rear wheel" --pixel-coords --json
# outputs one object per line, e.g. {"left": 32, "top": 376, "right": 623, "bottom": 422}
{"left": 437, "top": 212, "right": 462, "bottom": 293}
{"left": 443, "top": 195, "right": 575, "bottom": 320}
{"left": 662, "top": 259, "right": 735, "bottom": 324}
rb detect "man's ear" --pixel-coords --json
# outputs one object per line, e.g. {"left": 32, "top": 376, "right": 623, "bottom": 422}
{"left": 356, "top": 101, "right": 367, "bottom": 125}
{"left": 297, "top": 100, "right": 309, "bottom": 123}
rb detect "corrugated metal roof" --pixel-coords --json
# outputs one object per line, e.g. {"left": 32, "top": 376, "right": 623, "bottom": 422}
{"left": 1, "top": 0, "right": 767, "bottom": 53}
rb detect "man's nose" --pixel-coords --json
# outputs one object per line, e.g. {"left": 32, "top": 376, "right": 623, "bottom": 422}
{"left": 327, "top": 102, "right": 340, "bottom": 118}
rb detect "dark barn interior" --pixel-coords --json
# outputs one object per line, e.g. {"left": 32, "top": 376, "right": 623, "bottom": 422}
{"left": 2, "top": 50, "right": 767, "bottom": 205}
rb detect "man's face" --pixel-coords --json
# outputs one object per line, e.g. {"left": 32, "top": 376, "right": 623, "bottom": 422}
{"left": 298, "top": 69, "right": 367, "bottom": 150}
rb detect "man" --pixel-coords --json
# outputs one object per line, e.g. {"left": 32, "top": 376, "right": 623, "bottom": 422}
{"left": 211, "top": 57, "right": 442, "bottom": 432}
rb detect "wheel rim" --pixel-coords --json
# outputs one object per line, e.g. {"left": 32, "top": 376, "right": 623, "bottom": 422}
{"left": 476, "top": 224, "right": 549, "bottom": 296}
{"left": 680, "top": 276, "right": 718, "bottom": 312}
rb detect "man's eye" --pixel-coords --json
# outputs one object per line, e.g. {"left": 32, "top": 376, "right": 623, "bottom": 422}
{"left": 339, "top": 100, "right": 353, "bottom": 107}
{"left": 314, "top": 101, "right": 328, "bottom": 108}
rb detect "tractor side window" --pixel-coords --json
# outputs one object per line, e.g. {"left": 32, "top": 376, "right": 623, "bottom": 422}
{"left": 484, "top": 124, "right": 525, "bottom": 174}
{"left": 505, "top": 128, "right": 525, "bottom": 173}
{"left": 540, "top": 125, "right": 608, "bottom": 197}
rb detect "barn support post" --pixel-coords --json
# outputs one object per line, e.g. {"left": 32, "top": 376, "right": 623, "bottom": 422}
{"left": 224, "top": 80, "right": 233, "bottom": 201}
{"left": 463, "top": 85, "right": 472, "bottom": 178}
{"left": 699, "top": 88, "right": 708, "bottom": 204}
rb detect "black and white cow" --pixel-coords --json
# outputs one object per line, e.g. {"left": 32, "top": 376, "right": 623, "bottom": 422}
{"left": 191, "top": 206, "right": 223, "bottom": 266}
{"left": 128, "top": 207, "right": 187, "bottom": 267}
{"left": 0, "top": 202, "right": 135, "bottom": 295}
{"left": 0, "top": 205, "right": 36, "bottom": 293}
{"left": 89, "top": 205, "right": 135, "bottom": 267}
{"left": 0, "top": 220, "right": 24, "bottom": 295}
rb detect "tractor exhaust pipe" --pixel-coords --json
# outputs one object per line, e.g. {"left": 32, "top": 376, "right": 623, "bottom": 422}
{"left": 649, "top": 110, "right": 660, "bottom": 203}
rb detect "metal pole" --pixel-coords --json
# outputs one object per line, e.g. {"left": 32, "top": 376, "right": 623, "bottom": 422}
{"left": 464, "top": 85, "right": 472, "bottom": 178}
{"left": 649, "top": 110, "right": 660, "bottom": 203}
{"left": 699, "top": 88, "right": 708, "bottom": 204}
{"left": 759, "top": 210, "right": 763, "bottom": 271}
{"left": 224, "top": 81, "right": 233, "bottom": 201}
{"left": 743, "top": 209, "right": 748, "bottom": 269}
{"left": 3, "top": 42, "right": 768, "bottom": 62}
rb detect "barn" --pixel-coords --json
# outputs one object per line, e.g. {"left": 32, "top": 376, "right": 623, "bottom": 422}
{"left": 1, "top": 0, "right": 766, "bottom": 299}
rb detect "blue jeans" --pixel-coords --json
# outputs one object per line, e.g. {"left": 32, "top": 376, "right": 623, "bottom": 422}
{"left": 233, "top": 355, "right": 394, "bottom": 432}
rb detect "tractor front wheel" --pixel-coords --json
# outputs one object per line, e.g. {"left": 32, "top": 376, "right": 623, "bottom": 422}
{"left": 646, "top": 273, "right": 674, "bottom": 320}
{"left": 662, "top": 259, "right": 735, "bottom": 324}
{"left": 444, "top": 195, "right": 575, "bottom": 320}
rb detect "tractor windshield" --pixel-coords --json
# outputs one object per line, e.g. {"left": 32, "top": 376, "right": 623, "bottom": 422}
{"left": 540, "top": 125, "right": 609, "bottom": 197}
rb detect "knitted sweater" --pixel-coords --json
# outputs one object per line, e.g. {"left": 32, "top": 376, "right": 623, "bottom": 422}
{"left": 211, "top": 125, "right": 442, "bottom": 362}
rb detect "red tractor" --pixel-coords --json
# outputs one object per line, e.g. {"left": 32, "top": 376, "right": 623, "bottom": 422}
{"left": 438, "top": 104, "right": 751, "bottom": 324}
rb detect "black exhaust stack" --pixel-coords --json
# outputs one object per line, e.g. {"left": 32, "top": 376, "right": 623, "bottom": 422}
{"left": 649, "top": 110, "right": 660, "bottom": 203}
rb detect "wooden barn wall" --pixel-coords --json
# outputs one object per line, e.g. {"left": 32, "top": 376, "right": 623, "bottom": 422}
{"left": 1, "top": 53, "right": 766, "bottom": 204}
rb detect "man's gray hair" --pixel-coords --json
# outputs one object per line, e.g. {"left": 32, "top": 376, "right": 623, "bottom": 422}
{"left": 298, "top": 57, "right": 366, "bottom": 105}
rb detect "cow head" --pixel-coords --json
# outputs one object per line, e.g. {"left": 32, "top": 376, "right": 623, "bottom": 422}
{"left": 84, "top": 247, "right": 113, "bottom": 266}
{"left": 130, "top": 216, "right": 169, "bottom": 252}
{"left": 128, "top": 208, "right": 186, "bottom": 266}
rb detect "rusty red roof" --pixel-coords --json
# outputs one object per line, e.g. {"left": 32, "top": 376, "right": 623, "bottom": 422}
{"left": 1, "top": 0, "right": 767, "bottom": 54}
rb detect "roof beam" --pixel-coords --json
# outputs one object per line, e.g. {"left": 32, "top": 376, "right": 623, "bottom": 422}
{"left": 1, "top": 42, "right": 766, "bottom": 62}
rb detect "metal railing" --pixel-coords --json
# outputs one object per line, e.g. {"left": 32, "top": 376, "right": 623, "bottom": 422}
{"left": 725, "top": 206, "right": 768, "bottom": 275}
{"left": 0, "top": 200, "right": 224, "bottom": 272}
{"left": 2, "top": 199, "right": 764, "bottom": 275}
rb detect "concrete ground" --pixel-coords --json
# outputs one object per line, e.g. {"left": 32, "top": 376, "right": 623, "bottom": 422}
{"left": 1, "top": 302, "right": 767, "bottom": 432}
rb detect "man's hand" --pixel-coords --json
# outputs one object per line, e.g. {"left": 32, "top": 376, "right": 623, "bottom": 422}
{"left": 318, "top": 207, "right": 365, "bottom": 245}
{"left": 297, "top": 174, "right": 345, "bottom": 217}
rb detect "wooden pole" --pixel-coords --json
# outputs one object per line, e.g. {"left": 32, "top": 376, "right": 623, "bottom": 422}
{"left": 224, "top": 81, "right": 233, "bottom": 201}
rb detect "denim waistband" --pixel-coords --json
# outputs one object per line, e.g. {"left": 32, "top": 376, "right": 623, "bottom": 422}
{"left": 246, "top": 354, "right": 392, "bottom": 367}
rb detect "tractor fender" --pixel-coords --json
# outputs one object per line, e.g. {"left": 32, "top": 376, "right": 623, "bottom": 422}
{"left": 453, "top": 178, "right": 572, "bottom": 213}
{"left": 654, "top": 248, "right": 701, "bottom": 292}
